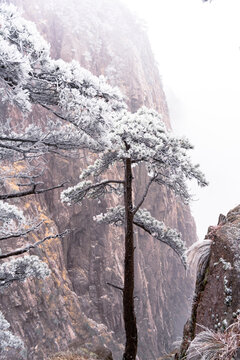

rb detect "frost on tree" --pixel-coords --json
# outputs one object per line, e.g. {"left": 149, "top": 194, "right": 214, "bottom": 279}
{"left": 0, "top": 4, "right": 208, "bottom": 359}
{"left": 62, "top": 106, "right": 207, "bottom": 244}
{"left": 0, "top": 200, "right": 51, "bottom": 358}
{"left": 0, "top": 311, "right": 26, "bottom": 360}
{"left": 61, "top": 106, "right": 208, "bottom": 359}
{"left": 0, "top": 3, "right": 128, "bottom": 357}
{"left": 62, "top": 106, "right": 208, "bottom": 268}
{"left": 0, "top": 3, "right": 126, "bottom": 154}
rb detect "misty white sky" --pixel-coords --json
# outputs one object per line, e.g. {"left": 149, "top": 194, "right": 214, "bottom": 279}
{"left": 122, "top": 0, "right": 240, "bottom": 240}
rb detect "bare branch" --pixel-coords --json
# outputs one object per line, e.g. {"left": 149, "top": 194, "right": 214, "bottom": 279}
{"left": 0, "top": 135, "right": 83, "bottom": 152}
{"left": 107, "top": 282, "right": 123, "bottom": 292}
{"left": 0, "top": 181, "right": 68, "bottom": 200}
{"left": 132, "top": 176, "right": 156, "bottom": 215}
{"left": 0, "top": 230, "right": 69, "bottom": 259}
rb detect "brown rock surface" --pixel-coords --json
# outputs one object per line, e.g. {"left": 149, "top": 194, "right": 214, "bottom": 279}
{"left": 1, "top": 1, "right": 198, "bottom": 359}
{"left": 179, "top": 204, "right": 240, "bottom": 358}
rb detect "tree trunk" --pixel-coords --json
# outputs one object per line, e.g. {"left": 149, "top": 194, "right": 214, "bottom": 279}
{"left": 123, "top": 154, "right": 138, "bottom": 360}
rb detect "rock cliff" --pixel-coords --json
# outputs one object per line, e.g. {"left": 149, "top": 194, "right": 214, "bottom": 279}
{"left": 179, "top": 205, "right": 240, "bottom": 358}
{"left": 0, "top": 1, "right": 198, "bottom": 359}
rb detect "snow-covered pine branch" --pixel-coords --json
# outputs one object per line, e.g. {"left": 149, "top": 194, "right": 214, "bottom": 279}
{"left": 94, "top": 206, "right": 187, "bottom": 267}
{"left": 79, "top": 150, "right": 120, "bottom": 180}
{"left": 134, "top": 209, "right": 187, "bottom": 267}
{"left": 62, "top": 106, "right": 207, "bottom": 210}
{"left": 0, "top": 255, "right": 50, "bottom": 287}
{"left": 0, "top": 200, "right": 30, "bottom": 243}
{"left": 0, "top": 122, "right": 102, "bottom": 161}
{"left": 0, "top": 311, "right": 25, "bottom": 359}
{"left": 111, "top": 106, "right": 207, "bottom": 202}
{"left": 61, "top": 179, "right": 124, "bottom": 205}
{"left": 0, "top": 221, "right": 43, "bottom": 242}
{"left": 61, "top": 106, "right": 208, "bottom": 272}
{"left": 0, "top": 200, "right": 25, "bottom": 225}
{"left": 0, "top": 252, "right": 54, "bottom": 358}
{"left": 0, "top": 3, "right": 127, "bottom": 151}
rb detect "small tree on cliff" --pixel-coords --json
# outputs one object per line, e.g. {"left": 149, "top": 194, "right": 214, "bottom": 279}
{"left": 61, "top": 107, "right": 208, "bottom": 360}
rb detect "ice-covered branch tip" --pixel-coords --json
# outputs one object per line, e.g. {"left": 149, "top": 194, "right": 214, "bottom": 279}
{"left": 0, "top": 201, "right": 24, "bottom": 224}
{"left": 94, "top": 206, "right": 187, "bottom": 267}
{"left": 0, "top": 311, "right": 25, "bottom": 358}
{"left": 0, "top": 3, "right": 126, "bottom": 149}
{"left": 0, "top": 255, "right": 50, "bottom": 287}
{"left": 0, "top": 254, "right": 52, "bottom": 357}
{"left": 79, "top": 150, "right": 119, "bottom": 180}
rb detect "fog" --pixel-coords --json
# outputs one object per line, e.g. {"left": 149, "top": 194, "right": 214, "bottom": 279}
{"left": 122, "top": 0, "right": 240, "bottom": 240}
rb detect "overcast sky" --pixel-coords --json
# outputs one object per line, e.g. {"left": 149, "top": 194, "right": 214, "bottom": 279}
{"left": 121, "top": 0, "right": 240, "bottom": 240}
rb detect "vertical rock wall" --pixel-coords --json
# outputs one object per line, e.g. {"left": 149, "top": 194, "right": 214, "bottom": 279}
{"left": 1, "top": 1, "right": 197, "bottom": 359}
{"left": 180, "top": 205, "right": 240, "bottom": 358}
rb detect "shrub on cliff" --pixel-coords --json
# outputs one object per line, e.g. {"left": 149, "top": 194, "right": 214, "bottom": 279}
{"left": 186, "top": 315, "right": 240, "bottom": 360}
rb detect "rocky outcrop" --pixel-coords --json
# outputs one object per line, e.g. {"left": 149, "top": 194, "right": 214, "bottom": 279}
{"left": 1, "top": 1, "right": 198, "bottom": 359}
{"left": 179, "top": 205, "right": 240, "bottom": 358}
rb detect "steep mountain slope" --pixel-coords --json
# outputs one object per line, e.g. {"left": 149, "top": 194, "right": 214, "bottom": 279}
{"left": 1, "top": 1, "right": 198, "bottom": 359}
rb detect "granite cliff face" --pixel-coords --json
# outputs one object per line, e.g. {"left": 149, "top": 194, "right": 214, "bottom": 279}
{"left": 179, "top": 205, "right": 240, "bottom": 358}
{"left": 1, "top": 1, "right": 198, "bottom": 359}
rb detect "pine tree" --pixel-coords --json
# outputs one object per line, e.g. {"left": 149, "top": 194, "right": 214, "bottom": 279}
{"left": 61, "top": 107, "right": 208, "bottom": 360}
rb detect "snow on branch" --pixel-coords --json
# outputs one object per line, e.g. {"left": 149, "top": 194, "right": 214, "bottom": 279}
{"left": 93, "top": 206, "right": 125, "bottom": 226}
{"left": 0, "top": 255, "right": 50, "bottom": 286}
{"left": 0, "top": 200, "right": 36, "bottom": 245}
{"left": 134, "top": 209, "right": 187, "bottom": 268}
{"left": 0, "top": 4, "right": 126, "bottom": 150}
{"left": 61, "top": 179, "right": 124, "bottom": 205}
{"left": 0, "top": 122, "right": 101, "bottom": 160}
{"left": 0, "top": 311, "right": 25, "bottom": 359}
{"left": 94, "top": 206, "right": 187, "bottom": 267}
{"left": 79, "top": 150, "right": 119, "bottom": 180}
{"left": 0, "top": 201, "right": 25, "bottom": 225}
{"left": 109, "top": 106, "right": 207, "bottom": 203}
